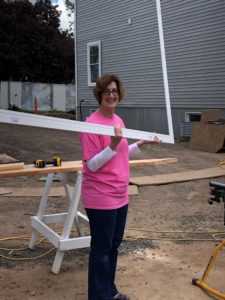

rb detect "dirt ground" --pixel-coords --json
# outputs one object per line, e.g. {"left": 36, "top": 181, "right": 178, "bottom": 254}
{"left": 1, "top": 119, "right": 225, "bottom": 300}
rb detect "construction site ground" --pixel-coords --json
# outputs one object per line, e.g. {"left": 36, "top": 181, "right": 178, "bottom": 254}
{"left": 1, "top": 121, "right": 225, "bottom": 300}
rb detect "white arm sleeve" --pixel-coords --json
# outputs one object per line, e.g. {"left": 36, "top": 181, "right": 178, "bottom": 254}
{"left": 128, "top": 143, "right": 141, "bottom": 158}
{"left": 86, "top": 146, "right": 116, "bottom": 172}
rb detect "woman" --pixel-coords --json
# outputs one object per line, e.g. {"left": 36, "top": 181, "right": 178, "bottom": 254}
{"left": 79, "top": 74, "right": 160, "bottom": 300}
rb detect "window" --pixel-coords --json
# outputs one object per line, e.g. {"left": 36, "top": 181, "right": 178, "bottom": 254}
{"left": 87, "top": 41, "right": 101, "bottom": 86}
{"left": 185, "top": 112, "right": 201, "bottom": 122}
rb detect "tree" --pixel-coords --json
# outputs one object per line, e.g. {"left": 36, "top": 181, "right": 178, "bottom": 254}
{"left": 0, "top": 0, "right": 75, "bottom": 84}
{"left": 65, "top": 0, "right": 74, "bottom": 32}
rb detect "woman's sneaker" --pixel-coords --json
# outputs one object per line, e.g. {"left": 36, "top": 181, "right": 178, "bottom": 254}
{"left": 112, "top": 293, "right": 130, "bottom": 300}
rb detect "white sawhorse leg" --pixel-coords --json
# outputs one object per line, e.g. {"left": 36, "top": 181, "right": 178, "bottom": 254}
{"left": 29, "top": 173, "right": 54, "bottom": 249}
{"left": 29, "top": 171, "right": 90, "bottom": 274}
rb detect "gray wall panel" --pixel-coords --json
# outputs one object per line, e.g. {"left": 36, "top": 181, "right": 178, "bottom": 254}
{"left": 76, "top": 0, "right": 225, "bottom": 138}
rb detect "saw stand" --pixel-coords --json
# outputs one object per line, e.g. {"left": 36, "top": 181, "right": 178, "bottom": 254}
{"left": 28, "top": 171, "right": 91, "bottom": 274}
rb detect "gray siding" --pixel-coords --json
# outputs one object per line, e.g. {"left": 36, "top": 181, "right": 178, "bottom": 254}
{"left": 162, "top": 0, "right": 225, "bottom": 108}
{"left": 76, "top": 0, "right": 225, "bottom": 137}
{"left": 76, "top": 0, "right": 164, "bottom": 106}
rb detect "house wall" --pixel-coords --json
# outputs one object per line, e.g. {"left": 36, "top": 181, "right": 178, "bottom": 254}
{"left": 75, "top": 0, "right": 225, "bottom": 138}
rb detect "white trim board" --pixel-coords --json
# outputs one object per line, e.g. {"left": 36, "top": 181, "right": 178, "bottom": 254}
{"left": 0, "top": 109, "right": 174, "bottom": 143}
{"left": 156, "top": 0, "right": 174, "bottom": 142}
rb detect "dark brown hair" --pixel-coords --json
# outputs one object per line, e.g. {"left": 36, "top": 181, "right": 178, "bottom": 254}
{"left": 93, "top": 74, "right": 126, "bottom": 104}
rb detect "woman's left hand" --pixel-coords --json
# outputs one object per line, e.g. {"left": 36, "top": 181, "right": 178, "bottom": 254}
{"left": 110, "top": 124, "right": 123, "bottom": 150}
{"left": 137, "top": 136, "right": 162, "bottom": 148}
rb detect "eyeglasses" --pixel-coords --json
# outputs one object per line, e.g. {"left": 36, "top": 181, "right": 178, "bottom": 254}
{"left": 103, "top": 89, "right": 119, "bottom": 96}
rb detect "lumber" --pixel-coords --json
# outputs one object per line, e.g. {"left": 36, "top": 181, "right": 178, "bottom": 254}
{"left": 0, "top": 186, "right": 66, "bottom": 197}
{"left": 129, "top": 157, "right": 177, "bottom": 167}
{"left": 0, "top": 158, "right": 177, "bottom": 178}
{"left": 0, "top": 187, "right": 11, "bottom": 195}
{"left": 130, "top": 167, "right": 225, "bottom": 186}
{"left": 0, "top": 162, "right": 24, "bottom": 172}
{"left": 128, "top": 185, "right": 139, "bottom": 195}
{"left": 0, "top": 161, "right": 83, "bottom": 178}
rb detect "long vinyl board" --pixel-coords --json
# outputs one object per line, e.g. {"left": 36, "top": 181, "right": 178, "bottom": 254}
{"left": 0, "top": 109, "right": 174, "bottom": 144}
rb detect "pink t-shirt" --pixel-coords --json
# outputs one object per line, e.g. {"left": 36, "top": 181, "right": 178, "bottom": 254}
{"left": 79, "top": 111, "right": 129, "bottom": 209}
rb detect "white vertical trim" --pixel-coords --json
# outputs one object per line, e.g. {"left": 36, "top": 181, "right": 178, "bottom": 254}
{"left": 156, "top": 0, "right": 174, "bottom": 142}
{"left": 74, "top": 0, "right": 78, "bottom": 120}
{"left": 99, "top": 40, "right": 102, "bottom": 78}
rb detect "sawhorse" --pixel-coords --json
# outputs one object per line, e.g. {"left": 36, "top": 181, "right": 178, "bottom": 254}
{"left": 29, "top": 171, "right": 91, "bottom": 274}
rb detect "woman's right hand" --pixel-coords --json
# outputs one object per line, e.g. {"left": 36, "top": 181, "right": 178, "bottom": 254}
{"left": 110, "top": 124, "right": 123, "bottom": 151}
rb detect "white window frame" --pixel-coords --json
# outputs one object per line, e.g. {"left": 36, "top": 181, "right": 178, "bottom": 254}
{"left": 87, "top": 41, "right": 101, "bottom": 87}
{"left": 185, "top": 112, "right": 201, "bottom": 122}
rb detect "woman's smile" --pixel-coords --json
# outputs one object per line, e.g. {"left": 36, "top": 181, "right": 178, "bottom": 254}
{"left": 98, "top": 81, "right": 120, "bottom": 117}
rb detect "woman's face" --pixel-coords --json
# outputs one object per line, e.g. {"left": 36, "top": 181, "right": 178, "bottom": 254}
{"left": 100, "top": 81, "right": 120, "bottom": 112}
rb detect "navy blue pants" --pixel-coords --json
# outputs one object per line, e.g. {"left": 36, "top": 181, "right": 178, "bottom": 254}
{"left": 85, "top": 204, "right": 128, "bottom": 300}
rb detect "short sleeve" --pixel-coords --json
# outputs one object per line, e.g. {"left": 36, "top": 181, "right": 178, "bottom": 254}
{"left": 79, "top": 132, "right": 104, "bottom": 161}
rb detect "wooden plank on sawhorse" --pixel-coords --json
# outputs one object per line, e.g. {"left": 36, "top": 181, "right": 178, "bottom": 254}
{"left": 0, "top": 158, "right": 178, "bottom": 178}
{"left": 0, "top": 162, "right": 24, "bottom": 172}
{"left": 0, "top": 160, "right": 83, "bottom": 178}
